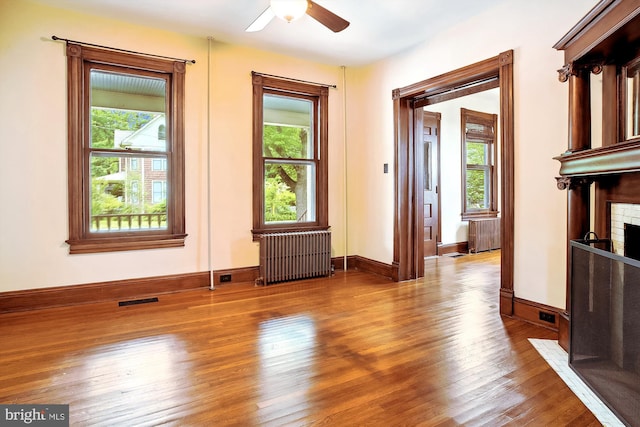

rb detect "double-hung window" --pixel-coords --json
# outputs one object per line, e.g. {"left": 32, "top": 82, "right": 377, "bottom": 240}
{"left": 65, "top": 43, "right": 186, "bottom": 253}
{"left": 251, "top": 73, "right": 329, "bottom": 238}
{"left": 461, "top": 108, "right": 498, "bottom": 219}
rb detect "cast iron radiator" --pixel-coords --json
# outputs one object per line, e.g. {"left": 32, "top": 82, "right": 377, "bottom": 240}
{"left": 259, "top": 230, "right": 331, "bottom": 285}
{"left": 468, "top": 218, "right": 501, "bottom": 253}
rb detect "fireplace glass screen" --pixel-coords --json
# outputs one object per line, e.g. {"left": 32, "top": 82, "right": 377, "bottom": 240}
{"left": 570, "top": 241, "right": 640, "bottom": 426}
{"left": 625, "top": 223, "right": 640, "bottom": 261}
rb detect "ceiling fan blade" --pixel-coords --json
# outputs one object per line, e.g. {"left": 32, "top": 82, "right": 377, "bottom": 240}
{"left": 246, "top": 6, "right": 275, "bottom": 32}
{"left": 306, "top": 1, "right": 350, "bottom": 33}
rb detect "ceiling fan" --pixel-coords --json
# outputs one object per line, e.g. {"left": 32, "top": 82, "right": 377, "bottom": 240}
{"left": 246, "top": 0, "right": 350, "bottom": 33}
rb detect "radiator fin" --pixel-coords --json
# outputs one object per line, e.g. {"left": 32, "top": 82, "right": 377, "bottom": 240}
{"left": 259, "top": 231, "right": 331, "bottom": 284}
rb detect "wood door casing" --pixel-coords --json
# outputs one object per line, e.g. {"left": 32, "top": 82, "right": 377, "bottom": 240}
{"left": 392, "top": 50, "right": 515, "bottom": 317}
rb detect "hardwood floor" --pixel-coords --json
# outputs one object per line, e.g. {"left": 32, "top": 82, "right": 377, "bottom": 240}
{"left": 0, "top": 251, "right": 599, "bottom": 426}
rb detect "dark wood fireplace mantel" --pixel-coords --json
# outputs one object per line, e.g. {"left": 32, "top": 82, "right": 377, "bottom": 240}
{"left": 555, "top": 138, "right": 640, "bottom": 178}
{"left": 554, "top": 0, "right": 640, "bottom": 353}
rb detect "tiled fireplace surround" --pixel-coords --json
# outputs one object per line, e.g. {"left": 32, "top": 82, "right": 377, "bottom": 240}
{"left": 610, "top": 202, "right": 640, "bottom": 256}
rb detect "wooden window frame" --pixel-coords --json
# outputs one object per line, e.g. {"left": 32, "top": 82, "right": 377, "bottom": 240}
{"left": 461, "top": 108, "right": 498, "bottom": 220}
{"left": 251, "top": 72, "right": 329, "bottom": 239}
{"left": 65, "top": 43, "right": 186, "bottom": 254}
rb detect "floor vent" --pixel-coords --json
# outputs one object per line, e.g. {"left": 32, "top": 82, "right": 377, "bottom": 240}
{"left": 443, "top": 252, "right": 465, "bottom": 258}
{"left": 118, "top": 297, "right": 159, "bottom": 307}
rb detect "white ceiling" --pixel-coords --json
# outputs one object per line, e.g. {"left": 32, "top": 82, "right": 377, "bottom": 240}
{"left": 32, "top": 0, "right": 507, "bottom": 66}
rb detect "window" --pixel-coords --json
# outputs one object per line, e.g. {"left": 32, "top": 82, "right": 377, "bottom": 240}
{"left": 152, "top": 158, "right": 167, "bottom": 171}
{"left": 251, "top": 72, "right": 329, "bottom": 238}
{"left": 65, "top": 43, "right": 186, "bottom": 253}
{"left": 461, "top": 108, "right": 498, "bottom": 219}
{"left": 152, "top": 181, "right": 167, "bottom": 204}
{"left": 130, "top": 181, "right": 140, "bottom": 205}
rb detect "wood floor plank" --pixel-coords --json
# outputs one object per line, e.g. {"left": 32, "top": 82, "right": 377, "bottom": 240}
{"left": 0, "top": 251, "right": 599, "bottom": 425}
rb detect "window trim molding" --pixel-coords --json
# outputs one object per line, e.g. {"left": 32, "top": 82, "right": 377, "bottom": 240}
{"left": 65, "top": 43, "right": 187, "bottom": 254}
{"left": 251, "top": 72, "right": 329, "bottom": 239}
{"left": 460, "top": 108, "right": 499, "bottom": 220}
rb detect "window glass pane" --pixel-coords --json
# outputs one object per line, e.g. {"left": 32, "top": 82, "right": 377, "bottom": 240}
{"left": 264, "top": 161, "right": 316, "bottom": 224}
{"left": 90, "top": 70, "right": 167, "bottom": 152}
{"left": 424, "top": 141, "right": 432, "bottom": 191}
{"left": 263, "top": 94, "right": 312, "bottom": 159}
{"left": 466, "top": 169, "right": 489, "bottom": 210}
{"left": 627, "top": 65, "right": 640, "bottom": 139}
{"left": 89, "top": 153, "right": 167, "bottom": 232}
{"left": 466, "top": 141, "right": 488, "bottom": 165}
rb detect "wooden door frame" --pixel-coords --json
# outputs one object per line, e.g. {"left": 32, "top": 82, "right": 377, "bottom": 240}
{"left": 392, "top": 50, "right": 515, "bottom": 316}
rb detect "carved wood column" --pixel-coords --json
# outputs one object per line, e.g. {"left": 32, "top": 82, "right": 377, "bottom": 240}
{"left": 557, "top": 64, "right": 592, "bottom": 350}
{"left": 566, "top": 67, "right": 592, "bottom": 266}
{"left": 602, "top": 64, "right": 618, "bottom": 147}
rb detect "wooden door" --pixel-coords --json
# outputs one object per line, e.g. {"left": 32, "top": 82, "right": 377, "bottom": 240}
{"left": 422, "top": 111, "right": 440, "bottom": 257}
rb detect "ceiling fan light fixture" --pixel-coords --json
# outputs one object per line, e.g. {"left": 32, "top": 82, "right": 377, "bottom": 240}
{"left": 270, "top": 0, "right": 308, "bottom": 23}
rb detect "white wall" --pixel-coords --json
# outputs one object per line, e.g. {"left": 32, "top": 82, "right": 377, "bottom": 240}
{"left": 209, "top": 41, "right": 347, "bottom": 269}
{"left": 345, "top": 0, "right": 596, "bottom": 308}
{"left": 0, "top": 1, "right": 346, "bottom": 291}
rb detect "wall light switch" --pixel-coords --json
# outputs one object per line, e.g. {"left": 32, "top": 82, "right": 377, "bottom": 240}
{"left": 383, "top": 163, "right": 389, "bottom": 174}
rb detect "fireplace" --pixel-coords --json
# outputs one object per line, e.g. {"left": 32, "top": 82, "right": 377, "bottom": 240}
{"left": 610, "top": 203, "right": 640, "bottom": 260}
{"left": 554, "top": 2, "right": 640, "bottom": 425}
{"left": 570, "top": 239, "right": 640, "bottom": 426}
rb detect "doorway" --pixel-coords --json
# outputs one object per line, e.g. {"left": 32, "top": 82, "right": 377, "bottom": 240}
{"left": 392, "top": 50, "right": 515, "bottom": 317}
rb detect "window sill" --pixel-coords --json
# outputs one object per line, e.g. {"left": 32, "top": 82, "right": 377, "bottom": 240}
{"left": 462, "top": 211, "right": 499, "bottom": 221}
{"left": 251, "top": 225, "right": 330, "bottom": 241}
{"left": 66, "top": 234, "right": 187, "bottom": 254}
